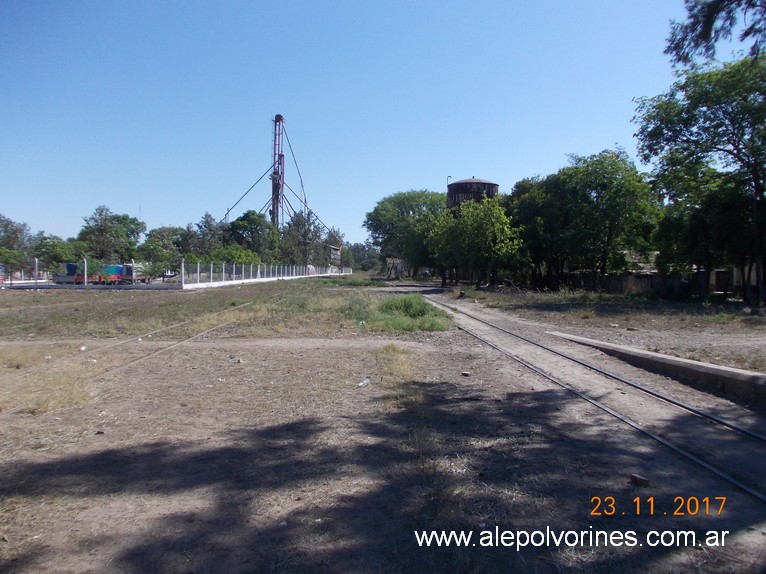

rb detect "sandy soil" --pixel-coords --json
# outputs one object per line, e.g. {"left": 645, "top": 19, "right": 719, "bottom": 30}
{"left": 1, "top": 287, "right": 765, "bottom": 573}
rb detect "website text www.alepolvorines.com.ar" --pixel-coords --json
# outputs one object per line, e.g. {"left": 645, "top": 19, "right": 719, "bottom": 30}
{"left": 414, "top": 526, "right": 730, "bottom": 550}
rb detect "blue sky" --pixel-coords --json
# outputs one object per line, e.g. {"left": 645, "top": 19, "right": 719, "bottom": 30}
{"left": 0, "top": 1, "right": 734, "bottom": 245}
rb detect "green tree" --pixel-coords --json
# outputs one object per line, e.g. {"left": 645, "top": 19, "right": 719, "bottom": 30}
{"left": 0, "top": 214, "right": 31, "bottom": 253}
{"left": 279, "top": 211, "right": 324, "bottom": 265}
{"left": 653, "top": 162, "right": 754, "bottom": 297}
{"left": 194, "top": 212, "right": 224, "bottom": 258}
{"left": 177, "top": 224, "right": 201, "bottom": 257}
{"left": 666, "top": 0, "right": 766, "bottom": 65}
{"left": 30, "top": 233, "right": 77, "bottom": 272}
{"left": 77, "top": 206, "right": 146, "bottom": 262}
{"left": 459, "top": 199, "right": 517, "bottom": 287}
{"left": 205, "top": 243, "right": 260, "bottom": 265}
{"left": 346, "top": 241, "right": 380, "bottom": 271}
{"left": 428, "top": 198, "right": 521, "bottom": 288}
{"left": 363, "top": 190, "right": 445, "bottom": 276}
{"left": 565, "top": 150, "right": 658, "bottom": 277}
{"left": 507, "top": 152, "right": 657, "bottom": 289}
{"left": 226, "top": 210, "right": 279, "bottom": 262}
{"left": 507, "top": 174, "right": 587, "bottom": 288}
{"left": 138, "top": 226, "right": 185, "bottom": 270}
{"left": 0, "top": 247, "right": 22, "bottom": 273}
{"left": 634, "top": 57, "right": 766, "bottom": 300}
{"left": 426, "top": 208, "right": 462, "bottom": 283}
{"left": 340, "top": 244, "right": 356, "bottom": 269}
{"left": 0, "top": 214, "right": 32, "bottom": 275}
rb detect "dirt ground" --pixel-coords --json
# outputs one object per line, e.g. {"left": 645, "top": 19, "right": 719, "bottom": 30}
{"left": 1, "top": 285, "right": 765, "bottom": 573}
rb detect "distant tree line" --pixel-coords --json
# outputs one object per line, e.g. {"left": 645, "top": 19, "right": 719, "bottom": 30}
{"left": 362, "top": 3, "right": 766, "bottom": 304}
{"left": 0, "top": 207, "right": 369, "bottom": 281}
{"left": 364, "top": 150, "right": 659, "bottom": 291}
{"left": 364, "top": 59, "right": 765, "bottom": 302}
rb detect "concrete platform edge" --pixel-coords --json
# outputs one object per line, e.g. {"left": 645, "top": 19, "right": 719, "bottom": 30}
{"left": 548, "top": 331, "right": 766, "bottom": 406}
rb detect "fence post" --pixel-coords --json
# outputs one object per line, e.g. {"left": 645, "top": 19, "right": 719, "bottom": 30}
{"left": 181, "top": 258, "right": 186, "bottom": 288}
{"left": 83, "top": 258, "right": 88, "bottom": 289}
{"left": 196, "top": 261, "right": 200, "bottom": 284}
{"left": 34, "top": 258, "right": 39, "bottom": 288}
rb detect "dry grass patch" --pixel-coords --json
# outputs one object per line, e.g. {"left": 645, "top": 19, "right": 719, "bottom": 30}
{"left": 3, "top": 370, "right": 91, "bottom": 415}
{"left": 374, "top": 343, "right": 414, "bottom": 386}
{"left": 0, "top": 343, "right": 75, "bottom": 371}
{"left": 0, "top": 495, "right": 28, "bottom": 542}
{"left": 0, "top": 343, "right": 95, "bottom": 414}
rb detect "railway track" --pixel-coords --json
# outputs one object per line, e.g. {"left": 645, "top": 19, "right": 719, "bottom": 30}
{"left": 424, "top": 293, "right": 766, "bottom": 505}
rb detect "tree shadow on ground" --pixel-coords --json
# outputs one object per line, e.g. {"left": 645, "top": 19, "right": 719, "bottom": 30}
{"left": 2, "top": 383, "right": 765, "bottom": 573}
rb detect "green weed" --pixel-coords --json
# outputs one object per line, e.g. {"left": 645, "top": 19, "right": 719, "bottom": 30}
{"left": 368, "top": 294, "right": 451, "bottom": 333}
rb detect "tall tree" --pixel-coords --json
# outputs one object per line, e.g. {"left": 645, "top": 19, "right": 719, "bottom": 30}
{"left": 427, "top": 207, "right": 463, "bottom": 284}
{"left": 0, "top": 214, "right": 31, "bottom": 253}
{"left": 225, "top": 210, "right": 279, "bottom": 262}
{"left": 279, "top": 211, "right": 324, "bottom": 265}
{"left": 508, "top": 152, "right": 657, "bottom": 288}
{"left": 0, "top": 214, "right": 31, "bottom": 273}
{"left": 77, "top": 206, "right": 146, "bottom": 262}
{"left": 428, "top": 198, "right": 521, "bottom": 287}
{"left": 653, "top": 161, "right": 754, "bottom": 297}
{"left": 634, "top": 57, "right": 766, "bottom": 300}
{"left": 666, "top": 0, "right": 766, "bottom": 65}
{"left": 455, "top": 197, "right": 521, "bottom": 287}
{"left": 346, "top": 241, "right": 380, "bottom": 271}
{"left": 363, "top": 190, "right": 445, "bottom": 276}
{"left": 194, "top": 212, "right": 223, "bottom": 257}
{"left": 507, "top": 174, "right": 589, "bottom": 288}
{"left": 30, "top": 233, "right": 76, "bottom": 272}
{"left": 138, "top": 226, "right": 185, "bottom": 269}
{"left": 565, "top": 150, "right": 658, "bottom": 277}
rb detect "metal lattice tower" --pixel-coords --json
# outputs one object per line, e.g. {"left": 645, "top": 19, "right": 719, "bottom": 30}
{"left": 270, "top": 114, "right": 285, "bottom": 226}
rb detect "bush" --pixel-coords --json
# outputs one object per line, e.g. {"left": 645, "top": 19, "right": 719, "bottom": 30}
{"left": 379, "top": 294, "right": 433, "bottom": 318}
{"left": 370, "top": 294, "right": 451, "bottom": 332}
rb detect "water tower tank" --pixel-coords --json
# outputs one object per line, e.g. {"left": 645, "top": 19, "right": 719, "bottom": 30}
{"left": 447, "top": 177, "right": 499, "bottom": 208}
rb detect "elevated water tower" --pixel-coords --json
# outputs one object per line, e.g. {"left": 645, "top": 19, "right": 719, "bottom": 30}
{"left": 447, "top": 177, "right": 499, "bottom": 208}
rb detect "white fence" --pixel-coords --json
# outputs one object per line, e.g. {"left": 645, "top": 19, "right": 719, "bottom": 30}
{"left": 0, "top": 259, "right": 352, "bottom": 289}
{"left": 180, "top": 260, "right": 352, "bottom": 289}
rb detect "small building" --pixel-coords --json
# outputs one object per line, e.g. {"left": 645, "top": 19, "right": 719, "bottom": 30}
{"left": 447, "top": 177, "right": 499, "bottom": 208}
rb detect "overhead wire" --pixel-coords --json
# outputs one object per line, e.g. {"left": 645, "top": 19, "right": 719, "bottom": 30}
{"left": 283, "top": 125, "right": 308, "bottom": 212}
{"left": 220, "top": 162, "right": 275, "bottom": 223}
{"left": 223, "top": 118, "right": 343, "bottom": 255}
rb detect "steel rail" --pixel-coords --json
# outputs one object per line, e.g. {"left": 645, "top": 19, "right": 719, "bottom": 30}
{"left": 450, "top": 318, "right": 766, "bottom": 505}
{"left": 425, "top": 295, "right": 766, "bottom": 444}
